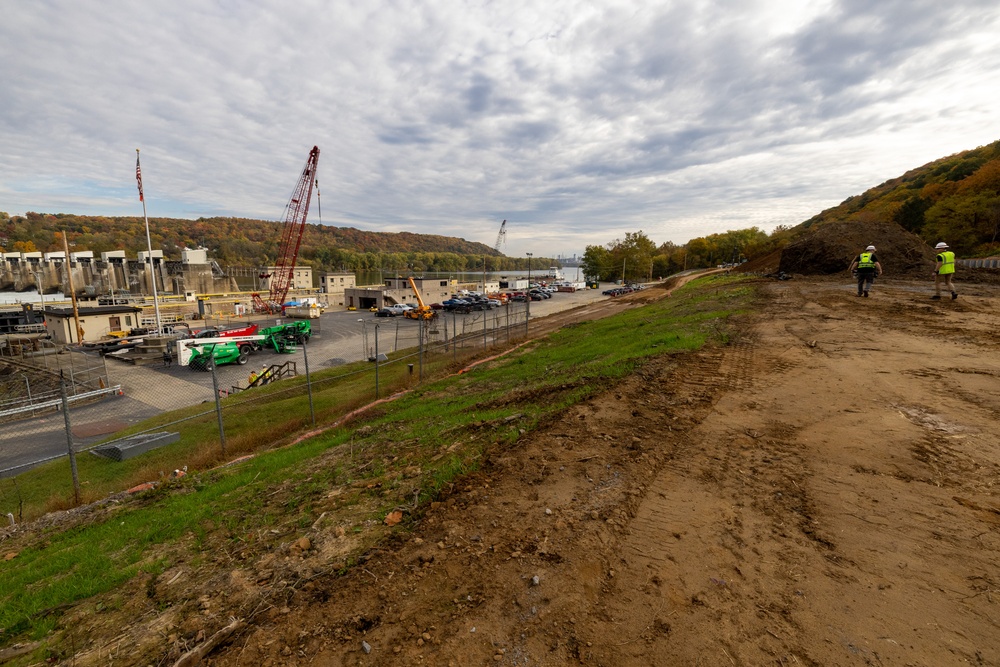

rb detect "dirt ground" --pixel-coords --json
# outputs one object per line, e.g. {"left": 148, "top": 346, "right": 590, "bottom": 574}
{"left": 190, "top": 275, "right": 996, "bottom": 667}
{"left": 9, "top": 274, "right": 1000, "bottom": 666}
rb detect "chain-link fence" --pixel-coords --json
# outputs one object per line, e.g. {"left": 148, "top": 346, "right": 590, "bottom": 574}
{"left": 0, "top": 302, "right": 532, "bottom": 484}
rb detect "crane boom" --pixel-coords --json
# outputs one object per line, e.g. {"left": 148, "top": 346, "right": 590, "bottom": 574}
{"left": 253, "top": 146, "right": 320, "bottom": 313}
{"left": 494, "top": 219, "right": 507, "bottom": 252}
{"left": 405, "top": 277, "right": 436, "bottom": 319}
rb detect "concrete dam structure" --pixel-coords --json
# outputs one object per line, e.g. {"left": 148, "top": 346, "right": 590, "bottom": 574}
{"left": 1, "top": 248, "right": 237, "bottom": 299}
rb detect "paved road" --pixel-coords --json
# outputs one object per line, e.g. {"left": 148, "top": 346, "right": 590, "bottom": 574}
{"left": 0, "top": 285, "right": 617, "bottom": 475}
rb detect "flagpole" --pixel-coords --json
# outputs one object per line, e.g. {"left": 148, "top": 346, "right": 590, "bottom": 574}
{"left": 136, "top": 148, "right": 163, "bottom": 334}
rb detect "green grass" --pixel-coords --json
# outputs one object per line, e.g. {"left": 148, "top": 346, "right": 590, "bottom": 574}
{"left": 0, "top": 274, "right": 754, "bottom": 648}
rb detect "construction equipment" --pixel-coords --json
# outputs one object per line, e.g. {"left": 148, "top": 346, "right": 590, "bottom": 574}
{"left": 494, "top": 219, "right": 507, "bottom": 253}
{"left": 257, "top": 320, "right": 311, "bottom": 353}
{"left": 187, "top": 341, "right": 250, "bottom": 371}
{"left": 252, "top": 146, "right": 320, "bottom": 314}
{"left": 404, "top": 277, "right": 437, "bottom": 319}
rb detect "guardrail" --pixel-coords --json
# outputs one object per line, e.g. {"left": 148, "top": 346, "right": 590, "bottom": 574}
{"left": 958, "top": 258, "right": 1000, "bottom": 269}
{"left": 0, "top": 384, "right": 123, "bottom": 421}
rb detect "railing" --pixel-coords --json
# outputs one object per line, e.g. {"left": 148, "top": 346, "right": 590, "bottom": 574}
{"left": 0, "top": 384, "right": 122, "bottom": 422}
{"left": 958, "top": 257, "right": 1000, "bottom": 269}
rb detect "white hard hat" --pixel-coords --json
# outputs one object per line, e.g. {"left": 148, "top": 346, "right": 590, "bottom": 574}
{"left": 935, "top": 242, "right": 949, "bottom": 249}
{"left": 865, "top": 245, "right": 875, "bottom": 251}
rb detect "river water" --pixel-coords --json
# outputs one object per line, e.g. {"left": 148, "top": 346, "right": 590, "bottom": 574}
{"left": 0, "top": 290, "right": 64, "bottom": 306}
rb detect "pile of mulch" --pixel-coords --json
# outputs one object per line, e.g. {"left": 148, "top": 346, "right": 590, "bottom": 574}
{"left": 777, "top": 220, "right": 935, "bottom": 278}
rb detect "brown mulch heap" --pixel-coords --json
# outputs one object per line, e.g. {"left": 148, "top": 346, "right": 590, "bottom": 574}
{"left": 777, "top": 220, "right": 934, "bottom": 277}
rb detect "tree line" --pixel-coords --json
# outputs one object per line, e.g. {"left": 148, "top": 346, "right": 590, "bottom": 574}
{"left": 582, "top": 139, "right": 1000, "bottom": 281}
{"left": 0, "top": 213, "right": 550, "bottom": 274}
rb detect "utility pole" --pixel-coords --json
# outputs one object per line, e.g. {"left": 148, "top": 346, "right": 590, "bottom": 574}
{"left": 62, "top": 232, "right": 84, "bottom": 343}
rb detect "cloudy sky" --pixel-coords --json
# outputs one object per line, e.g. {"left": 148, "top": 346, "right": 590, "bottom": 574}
{"left": 2, "top": 1, "right": 999, "bottom": 258}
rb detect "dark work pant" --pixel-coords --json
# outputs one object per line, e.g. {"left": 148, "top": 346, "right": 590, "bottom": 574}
{"left": 857, "top": 272, "right": 875, "bottom": 294}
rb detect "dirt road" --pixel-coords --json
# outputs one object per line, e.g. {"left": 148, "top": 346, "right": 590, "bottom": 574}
{"left": 200, "top": 276, "right": 998, "bottom": 666}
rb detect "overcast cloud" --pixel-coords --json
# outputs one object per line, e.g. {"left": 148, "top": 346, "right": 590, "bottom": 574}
{"left": 2, "top": 0, "right": 999, "bottom": 257}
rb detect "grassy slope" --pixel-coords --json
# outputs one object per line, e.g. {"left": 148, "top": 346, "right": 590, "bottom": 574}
{"left": 0, "top": 274, "right": 754, "bottom": 653}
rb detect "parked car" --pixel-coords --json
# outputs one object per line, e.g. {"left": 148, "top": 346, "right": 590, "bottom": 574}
{"left": 442, "top": 298, "right": 472, "bottom": 312}
{"left": 374, "top": 308, "right": 396, "bottom": 317}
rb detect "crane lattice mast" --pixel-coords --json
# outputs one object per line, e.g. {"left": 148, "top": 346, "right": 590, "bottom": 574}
{"left": 494, "top": 219, "right": 507, "bottom": 252}
{"left": 253, "top": 146, "right": 320, "bottom": 313}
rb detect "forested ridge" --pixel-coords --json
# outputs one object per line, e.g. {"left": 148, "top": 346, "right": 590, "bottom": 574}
{"left": 0, "top": 214, "right": 541, "bottom": 273}
{"left": 797, "top": 139, "right": 1000, "bottom": 255}
{"left": 581, "top": 139, "right": 1000, "bottom": 282}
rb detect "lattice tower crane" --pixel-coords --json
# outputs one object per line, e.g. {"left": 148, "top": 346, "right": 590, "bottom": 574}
{"left": 252, "top": 146, "right": 320, "bottom": 314}
{"left": 494, "top": 219, "right": 507, "bottom": 253}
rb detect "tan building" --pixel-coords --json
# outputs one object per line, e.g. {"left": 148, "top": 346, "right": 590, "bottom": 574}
{"left": 43, "top": 305, "right": 144, "bottom": 344}
{"left": 342, "top": 277, "right": 453, "bottom": 311}
{"left": 319, "top": 272, "right": 357, "bottom": 308}
{"left": 260, "top": 266, "right": 313, "bottom": 291}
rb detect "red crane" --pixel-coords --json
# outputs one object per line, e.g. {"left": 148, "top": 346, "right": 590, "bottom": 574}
{"left": 253, "top": 146, "right": 320, "bottom": 314}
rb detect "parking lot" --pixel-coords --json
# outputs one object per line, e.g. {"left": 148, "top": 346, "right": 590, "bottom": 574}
{"left": 0, "top": 284, "right": 619, "bottom": 474}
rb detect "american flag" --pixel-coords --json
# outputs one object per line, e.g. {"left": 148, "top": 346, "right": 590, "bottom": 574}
{"left": 135, "top": 153, "right": 144, "bottom": 202}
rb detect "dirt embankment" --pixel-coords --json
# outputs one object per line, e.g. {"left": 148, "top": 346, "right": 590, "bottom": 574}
{"left": 9, "top": 275, "right": 1000, "bottom": 666}
{"left": 210, "top": 277, "right": 1000, "bottom": 666}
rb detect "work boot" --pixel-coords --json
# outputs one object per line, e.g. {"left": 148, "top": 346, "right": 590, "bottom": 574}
{"left": 951, "top": 292, "right": 958, "bottom": 300}
{"left": 931, "top": 295, "right": 941, "bottom": 300}
{"left": 863, "top": 291, "right": 869, "bottom": 297}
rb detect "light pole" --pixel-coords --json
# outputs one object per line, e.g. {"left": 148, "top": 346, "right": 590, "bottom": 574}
{"left": 31, "top": 268, "right": 45, "bottom": 310}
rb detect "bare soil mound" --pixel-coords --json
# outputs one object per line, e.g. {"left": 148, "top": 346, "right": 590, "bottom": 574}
{"left": 778, "top": 220, "right": 934, "bottom": 277}
{"left": 734, "top": 248, "right": 781, "bottom": 274}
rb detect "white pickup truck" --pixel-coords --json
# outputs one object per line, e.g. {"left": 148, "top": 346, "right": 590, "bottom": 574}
{"left": 385, "top": 304, "right": 412, "bottom": 316}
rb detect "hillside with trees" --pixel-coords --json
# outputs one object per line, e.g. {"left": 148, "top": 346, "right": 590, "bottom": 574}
{"left": 796, "top": 139, "right": 1000, "bottom": 257}
{"left": 0, "top": 213, "right": 541, "bottom": 273}
{"left": 581, "top": 139, "right": 1000, "bottom": 281}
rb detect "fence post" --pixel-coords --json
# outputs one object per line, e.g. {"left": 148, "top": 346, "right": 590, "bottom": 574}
{"left": 68, "top": 347, "right": 78, "bottom": 394}
{"left": 418, "top": 318, "right": 424, "bottom": 382}
{"left": 452, "top": 312, "right": 458, "bottom": 363}
{"left": 209, "top": 355, "right": 227, "bottom": 455}
{"left": 374, "top": 323, "right": 381, "bottom": 399}
{"left": 302, "top": 338, "right": 316, "bottom": 426}
{"left": 525, "top": 298, "right": 530, "bottom": 337}
{"left": 60, "top": 374, "right": 81, "bottom": 506}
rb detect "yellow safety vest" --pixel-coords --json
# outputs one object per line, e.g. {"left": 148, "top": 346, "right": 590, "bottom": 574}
{"left": 937, "top": 251, "right": 955, "bottom": 275}
{"left": 858, "top": 252, "right": 875, "bottom": 269}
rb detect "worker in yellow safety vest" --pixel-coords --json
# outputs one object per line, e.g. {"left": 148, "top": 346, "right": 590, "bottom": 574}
{"left": 248, "top": 370, "right": 258, "bottom": 385}
{"left": 931, "top": 242, "right": 957, "bottom": 300}
{"left": 847, "top": 245, "right": 882, "bottom": 298}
